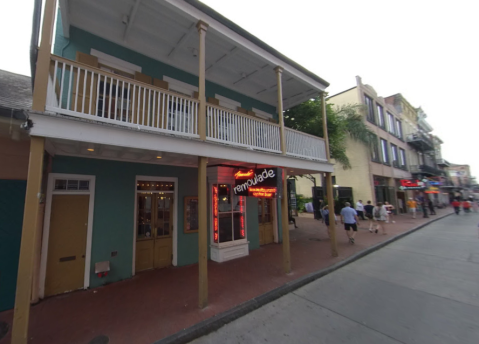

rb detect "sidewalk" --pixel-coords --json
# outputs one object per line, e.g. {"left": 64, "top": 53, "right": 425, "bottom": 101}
{"left": 0, "top": 208, "right": 452, "bottom": 344}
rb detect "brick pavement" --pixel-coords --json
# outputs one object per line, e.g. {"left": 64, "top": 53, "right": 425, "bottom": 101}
{"left": 0, "top": 208, "right": 452, "bottom": 344}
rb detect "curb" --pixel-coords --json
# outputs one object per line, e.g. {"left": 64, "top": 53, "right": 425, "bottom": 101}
{"left": 153, "top": 212, "right": 454, "bottom": 344}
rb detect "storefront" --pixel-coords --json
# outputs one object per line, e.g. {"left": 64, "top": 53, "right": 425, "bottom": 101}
{"left": 208, "top": 166, "right": 281, "bottom": 262}
{"left": 374, "top": 176, "right": 396, "bottom": 210}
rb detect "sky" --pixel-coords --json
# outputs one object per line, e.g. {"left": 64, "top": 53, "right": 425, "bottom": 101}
{"left": 1, "top": 0, "right": 478, "bottom": 176}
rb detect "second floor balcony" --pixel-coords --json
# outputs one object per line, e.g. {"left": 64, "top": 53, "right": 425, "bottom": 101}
{"left": 406, "top": 132, "right": 434, "bottom": 151}
{"left": 409, "top": 164, "right": 446, "bottom": 177}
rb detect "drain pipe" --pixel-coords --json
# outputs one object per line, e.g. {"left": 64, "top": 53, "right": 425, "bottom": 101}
{"left": 30, "top": 0, "right": 43, "bottom": 90}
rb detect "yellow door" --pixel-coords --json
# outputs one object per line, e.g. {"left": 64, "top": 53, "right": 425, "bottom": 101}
{"left": 258, "top": 198, "right": 274, "bottom": 246}
{"left": 135, "top": 192, "right": 173, "bottom": 272}
{"left": 45, "top": 195, "right": 89, "bottom": 297}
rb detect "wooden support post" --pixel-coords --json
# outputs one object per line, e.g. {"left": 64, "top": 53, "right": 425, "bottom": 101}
{"left": 11, "top": 137, "right": 45, "bottom": 344}
{"left": 32, "top": 0, "right": 57, "bottom": 112}
{"left": 281, "top": 168, "right": 291, "bottom": 273}
{"left": 198, "top": 156, "right": 208, "bottom": 308}
{"left": 196, "top": 20, "right": 208, "bottom": 141}
{"left": 275, "top": 66, "right": 286, "bottom": 155}
{"left": 321, "top": 92, "right": 338, "bottom": 257}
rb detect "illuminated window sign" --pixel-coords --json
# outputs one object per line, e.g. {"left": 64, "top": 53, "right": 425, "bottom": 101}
{"left": 212, "top": 184, "right": 245, "bottom": 243}
{"left": 248, "top": 187, "right": 278, "bottom": 198}
{"left": 234, "top": 168, "right": 280, "bottom": 197}
{"left": 399, "top": 179, "right": 426, "bottom": 190}
{"left": 213, "top": 186, "right": 219, "bottom": 243}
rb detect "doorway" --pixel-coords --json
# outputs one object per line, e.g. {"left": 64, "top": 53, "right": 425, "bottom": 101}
{"left": 258, "top": 198, "right": 274, "bottom": 245}
{"left": 40, "top": 174, "right": 95, "bottom": 299}
{"left": 135, "top": 179, "right": 175, "bottom": 272}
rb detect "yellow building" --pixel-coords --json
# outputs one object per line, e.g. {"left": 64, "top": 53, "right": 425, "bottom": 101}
{"left": 295, "top": 76, "right": 411, "bottom": 212}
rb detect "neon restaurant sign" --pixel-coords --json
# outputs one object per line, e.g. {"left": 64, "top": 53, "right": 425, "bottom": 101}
{"left": 234, "top": 168, "right": 280, "bottom": 198}
{"left": 399, "top": 179, "right": 426, "bottom": 190}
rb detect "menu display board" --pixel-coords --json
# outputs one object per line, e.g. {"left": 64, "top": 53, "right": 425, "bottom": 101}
{"left": 184, "top": 196, "right": 199, "bottom": 233}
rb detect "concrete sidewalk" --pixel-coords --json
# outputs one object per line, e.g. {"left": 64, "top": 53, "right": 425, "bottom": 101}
{"left": 0, "top": 209, "right": 452, "bottom": 344}
{"left": 191, "top": 213, "right": 479, "bottom": 344}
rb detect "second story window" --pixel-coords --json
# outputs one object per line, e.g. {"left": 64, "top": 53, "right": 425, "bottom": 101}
{"left": 396, "top": 120, "right": 403, "bottom": 139}
{"left": 391, "top": 144, "right": 399, "bottom": 168}
{"left": 381, "top": 139, "right": 389, "bottom": 164}
{"left": 387, "top": 112, "right": 395, "bottom": 135}
{"left": 365, "top": 95, "right": 375, "bottom": 124}
{"left": 377, "top": 104, "right": 385, "bottom": 129}
{"left": 399, "top": 148, "right": 407, "bottom": 169}
{"left": 371, "top": 134, "right": 380, "bottom": 162}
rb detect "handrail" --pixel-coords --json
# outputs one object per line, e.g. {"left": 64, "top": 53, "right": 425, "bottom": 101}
{"left": 207, "top": 103, "right": 280, "bottom": 127}
{"left": 50, "top": 55, "right": 200, "bottom": 102}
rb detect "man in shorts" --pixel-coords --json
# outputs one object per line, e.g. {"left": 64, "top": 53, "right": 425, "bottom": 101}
{"left": 340, "top": 202, "right": 359, "bottom": 244}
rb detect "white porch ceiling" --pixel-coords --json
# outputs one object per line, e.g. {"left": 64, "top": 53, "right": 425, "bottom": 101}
{"left": 61, "top": 0, "right": 327, "bottom": 110}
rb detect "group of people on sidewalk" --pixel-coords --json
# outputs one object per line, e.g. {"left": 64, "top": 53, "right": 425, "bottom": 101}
{"left": 451, "top": 198, "right": 478, "bottom": 215}
{"left": 321, "top": 201, "right": 394, "bottom": 245}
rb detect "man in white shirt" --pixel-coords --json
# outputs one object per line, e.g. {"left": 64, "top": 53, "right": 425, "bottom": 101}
{"left": 355, "top": 200, "right": 365, "bottom": 220}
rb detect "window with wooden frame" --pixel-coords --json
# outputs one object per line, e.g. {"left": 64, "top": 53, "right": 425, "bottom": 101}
{"left": 184, "top": 196, "right": 199, "bottom": 233}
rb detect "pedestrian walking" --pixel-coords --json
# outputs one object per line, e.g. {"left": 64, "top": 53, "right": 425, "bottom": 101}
{"left": 355, "top": 200, "right": 366, "bottom": 220}
{"left": 384, "top": 201, "right": 396, "bottom": 223}
{"left": 418, "top": 194, "right": 429, "bottom": 218}
{"left": 407, "top": 197, "right": 417, "bottom": 219}
{"left": 340, "top": 202, "right": 359, "bottom": 244}
{"left": 364, "top": 200, "right": 375, "bottom": 232}
{"left": 452, "top": 199, "right": 461, "bottom": 215}
{"left": 473, "top": 200, "right": 479, "bottom": 213}
{"left": 373, "top": 202, "right": 388, "bottom": 235}
{"left": 428, "top": 199, "right": 436, "bottom": 215}
{"left": 463, "top": 200, "right": 471, "bottom": 213}
{"left": 321, "top": 205, "right": 337, "bottom": 239}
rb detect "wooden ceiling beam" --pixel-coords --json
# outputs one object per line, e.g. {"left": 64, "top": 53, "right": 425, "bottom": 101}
{"left": 233, "top": 64, "right": 270, "bottom": 86}
{"left": 168, "top": 23, "right": 196, "bottom": 59}
{"left": 206, "top": 46, "right": 240, "bottom": 74}
{"left": 123, "top": 0, "right": 142, "bottom": 42}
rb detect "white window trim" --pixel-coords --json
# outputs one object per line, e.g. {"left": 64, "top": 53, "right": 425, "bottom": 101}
{"left": 252, "top": 108, "right": 273, "bottom": 120}
{"left": 132, "top": 176, "right": 179, "bottom": 275}
{"left": 90, "top": 49, "right": 141, "bottom": 75}
{"left": 39, "top": 173, "right": 96, "bottom": 299}
{"left": 163, "top": 76, "right": 198, "bottom": 97}
{"left": 215, "top": 94, "right": 241, "bottom": 111}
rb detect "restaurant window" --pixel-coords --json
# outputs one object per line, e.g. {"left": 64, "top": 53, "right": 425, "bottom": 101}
{"left": 377, "top": 104, "right": 385, "bottom": 129}
{"left": 399, "top": 148, "right": 407, "bottom": 169}
{"left": 365, "top": 95, "right": 376, "bottom": 124}
{"left": 381, "top": 139, "right": 389, "bottom": 164}
{"left": 387, "top": 112, "right": 395, "bottom": 135}
{"left": 391, "top": 144, "right": 399, "bottom": 168}
{"left": 212, "top": 184, "right": 246, "bottom": 244}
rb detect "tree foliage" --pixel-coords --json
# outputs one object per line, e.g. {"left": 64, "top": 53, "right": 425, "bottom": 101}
{"left": 284, "top": 96, "right": 374, "bottom": 169}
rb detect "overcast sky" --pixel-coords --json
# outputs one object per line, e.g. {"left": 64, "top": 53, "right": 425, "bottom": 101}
{"left": 1, "top": 0, "right": 478, "bottom": 176}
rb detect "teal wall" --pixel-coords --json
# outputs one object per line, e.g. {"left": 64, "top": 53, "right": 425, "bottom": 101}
{"left": 54, "top": 12, "right": 277, "bottom": 118}
{"left": 0, "top": 180, "right": 26, "bottom": 311}
{"left": 52, "top": 156, "right": 201, "bottom": 288}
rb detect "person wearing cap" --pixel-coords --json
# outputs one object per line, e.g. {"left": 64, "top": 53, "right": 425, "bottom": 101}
{"left": 407, "top": 197, "right": 417, "bottom": 219}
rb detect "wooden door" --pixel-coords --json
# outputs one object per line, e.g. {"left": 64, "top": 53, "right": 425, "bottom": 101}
{"left": 153, "top": 193, "right": 173, "bottom": 269}
{"left": 258, "top": 198, "right": 274, "bottom": 246}
{"left": 45, "top": 195, "right": 89, "bottom": 297}
{"left": 135, "top": 192, "right": 173, "bottom": 272}
{"left": 135, "top": 193, "right": 154, "bottom": 272}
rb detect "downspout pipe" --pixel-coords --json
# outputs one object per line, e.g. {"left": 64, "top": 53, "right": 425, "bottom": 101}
{"left": 30, "top": 0, "right": 43, "bottom": 90}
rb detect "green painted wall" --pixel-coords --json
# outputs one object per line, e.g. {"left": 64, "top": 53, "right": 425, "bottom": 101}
{"left": 0, "top": 180, "right": 26, "bottom": 311}
{"left": 53, "top": 12, "right": 277, "bottom": 118}
{"left": 52, "top": 156, "right": 201, "bottom": 288}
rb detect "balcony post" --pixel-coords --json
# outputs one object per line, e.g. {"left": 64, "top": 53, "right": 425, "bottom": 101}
{"left": 275, "top": 66, "right": 286, "bottom": 155}
{"left": 321, "top": 92, "right": 338, "bottom": 257}
{"left": 196, "top": 20, "right": 209, "bottom": 309}
{"left": 281, "top": 168, "right": 291, "bottom": 273}
{"left": 197, "top": 20, "right": 208, "bottom": 141}
{"left": 11, "top": 137, "right": 45, "bottom": 344}
{"left": 32, "top": 0, "right": 57, "bottom": 112}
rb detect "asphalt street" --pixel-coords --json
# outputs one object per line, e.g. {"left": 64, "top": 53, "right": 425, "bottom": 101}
{"left": 190, "top": 214, "right": 479, "bottom": 344}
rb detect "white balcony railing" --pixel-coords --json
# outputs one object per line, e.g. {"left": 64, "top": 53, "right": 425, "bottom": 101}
{"left": 46, "top": 55, "right": 327, "bottom": 162}
{"left": 47, "top": 55, "right": 199, "bottom": 138}
{"left": 206, "top": 105, "right": 281, "bottom": 153}
{"left": 285, "top": 128, "right": 327, "bottom": 161}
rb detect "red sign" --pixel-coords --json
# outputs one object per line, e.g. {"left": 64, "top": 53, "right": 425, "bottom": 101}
{"left": 213, "top": 186, "right": 219, "bottom": 243}
{"left": 400, "top": 179, "right": 420, "bottom": 187}
{"left": 234, "top": 170, "right": 254, "bottom": 179}
{"left": 248, "top": 187, "right": 277, "bottom": 198}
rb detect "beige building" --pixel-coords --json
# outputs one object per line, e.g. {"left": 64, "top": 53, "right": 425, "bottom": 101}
{"left": 296, "top": 76, "right": 411, "bottom": 212}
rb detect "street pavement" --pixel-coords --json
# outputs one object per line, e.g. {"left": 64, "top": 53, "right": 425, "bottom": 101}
{"left": 191, "top": 214, "right": 479, "bottom": 344}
